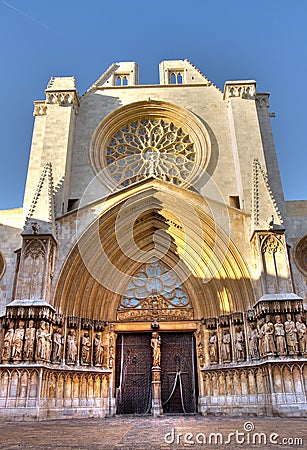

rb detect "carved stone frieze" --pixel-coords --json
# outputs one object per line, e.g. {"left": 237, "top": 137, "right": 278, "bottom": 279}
{"left": 33, "top": 102, "right": 47, "bottom": 116}
{"left": 46, "top": 91, "right": 78, "bottom": 107}
{"left": 117, "top": 307, "right": 193, "bottom": 322}
{"left": 224, "top": 82, "right": 256, "bottom": 100}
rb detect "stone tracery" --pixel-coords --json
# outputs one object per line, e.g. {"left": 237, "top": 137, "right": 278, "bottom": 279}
{"left": 105, "top": 118, "right": 196, "bottom": 187}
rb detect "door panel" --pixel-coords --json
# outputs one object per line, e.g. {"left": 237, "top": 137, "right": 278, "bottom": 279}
{"left": 115, "top": 333, "right": 152, "bottom": 414}
{"left": 161, "top": 332, "right": 197, "bottom": 414}
{"left": 115, "top": 331, "right": 197, "bottom": 415}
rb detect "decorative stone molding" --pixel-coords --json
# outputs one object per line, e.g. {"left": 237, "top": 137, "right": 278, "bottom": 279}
{"left": 252, "top": 158, "right": 283, "bottom": 228}
{"left": 0, "top": 366, "right": 111, "bottom": 420}
{"left": 294, "top": 235, "right": 307, "bottom": 277}
{"left": 260, "top": 233, "right": 283, "bottom": 254}
{"left": 33, "top": 102, "right": 47, "bottom": 116}
{"left": 45, "top": 91, "right": 78, "bottom": 107}
{"left": 199, "top": 361, "right": 307, "bottom": 417}
{"left": 0, "top": 251, "right": 5, "bottom": 280}
{"left": 255, "top": 93, "right": 270, "bottom": 108}
{"left": 223, "top": 81, "right": 256, "bottom": 100}
{"left": 24, "top": 239, "right": 46, "bottom": 259}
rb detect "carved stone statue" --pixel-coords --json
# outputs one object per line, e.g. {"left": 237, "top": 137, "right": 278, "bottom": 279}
{"left": 296, "top": 314, "right": 307, "bottom": 356}
{"left": 284, "top": 314, "right": 299, "bottom": 355}
{"left": 258, "top": 318, "right": 265, "bottom": 357}
{"left": 261, "top": 315, "right": 276, "bottom": 355}
{"left": 45, "top": 323, "right": 52, "bottom": 361}
{"left": 93, "top": 333, "right": 104, "bottom": 366}
{"left": 208, "top": 332, "right": 218, "bottom": 364}
{"left": 151, "top": 331, "right": 161, "bottom": 367}
{"left": 81, "top": 331, "right": 91, "bottom": 365}
{"left": 248, "top": 324, "right": 259, "bottom": 360}
{"left": 221, "top": 330, "right": 231, "bottom": 362}
{"left": 234, "top": 326, "right": 245, "bottom": 361}
{"left": 274, "top": 315, "right": 287, "bottom": 356}
{"left": 66, "top": 330, "right": 77, "bottom": 364}
{"left": 52, "top": 328, "right": 63, "bottom": 363}
{"left": 198, "top": 342, "right": 204, "bottom": 366}
{"left": 2, "top": 322, "right": 14, "bottom": 360}
{"left": 108, "top": 324, "right": 115, "bottom": 369}
{"left": 36, "top": 320, "right": 48, "bottom": 360}
{"left": 23, "top": 320, "right": 36, "bottom": 360}
{"left": 12, "top": 320, "right": 25, "bottom": 361}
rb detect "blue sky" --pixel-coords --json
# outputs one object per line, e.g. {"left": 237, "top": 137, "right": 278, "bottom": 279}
{"left": 0, "top": 0, "right": 306, "bottom": 209}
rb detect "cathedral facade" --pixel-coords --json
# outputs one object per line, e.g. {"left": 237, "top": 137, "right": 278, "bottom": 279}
{"left": 0, "top": 60, "right": 306, "bottom": 420}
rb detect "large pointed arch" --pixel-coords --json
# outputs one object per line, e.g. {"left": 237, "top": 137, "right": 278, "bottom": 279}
{"left": 53, "top": 179, "right": 255, "bottom": 320}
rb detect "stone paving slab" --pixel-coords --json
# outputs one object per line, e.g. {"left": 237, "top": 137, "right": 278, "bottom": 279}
{"left": 0, "top": 415, "right": 305, "bottom": 449}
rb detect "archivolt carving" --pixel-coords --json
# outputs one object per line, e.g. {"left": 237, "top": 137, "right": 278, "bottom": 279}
{"left": 0, "top": 251, "right": 6, "bottom": 280}
{"left": 294, "top": 235, "right": 307, "bottom": 277}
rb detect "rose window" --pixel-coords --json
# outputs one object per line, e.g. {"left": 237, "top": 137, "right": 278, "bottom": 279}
{"left": 105, "top": 118, "right": 196, "bottom": 187}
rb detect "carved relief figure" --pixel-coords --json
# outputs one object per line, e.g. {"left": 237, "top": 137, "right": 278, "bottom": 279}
{"left": 23, "top": 320, "right": 36, "bottom": 360}
{"left": 81, "top": 331, "right": 91, "bottom": 365}
{"left": 234, "top": 326, "right": 245, "bottom": 361}
{"left": 66, "top": 330, "right": 77, "bottom": 364}
{"left": 296, "top": 314, "right": 307, "bottom": 355}
{"left": 274, "top": 315, "right": 287, "bottom": 356}
{"left": 151, "top": 332, "right": 161, "bottom": 367}
{"left": 12, "top": 320, "right": 25, "bottom": 361}
{"left": 108, "top": 324, "right": 115, "bottom": 369}
{"left": 248, "top": 324, "right": 259, "bottom": 360}
{"left": 258, "top": 318, "right": 265, "bottom": 357}
{"left": 222, "top": 330, "right": 231, "bottom": 362}
{"left": 198, "top": 342, "right": 205, "bottom": 367}
{"left": 93, "top": 333, "right": 104, "bottom": 366}
{"left": 45, "top": 323, "right": 52, "bottom": 361}
{"left": 2, "top": 322, "right": 14, "bottom": 360}
{"left": 52, "top": 328, "right": 63, "bottom": 363}
{"left": 208, "top": 332, "right": 218, "bottom": 364}
{"left": 36, "top": 321, "right": 48, "bottom": 360}
{"left": 284, "top": 314, "right": 299, "bottom": 355}
{"left": 261, "top": 315, "right": 276, "bottom": 355}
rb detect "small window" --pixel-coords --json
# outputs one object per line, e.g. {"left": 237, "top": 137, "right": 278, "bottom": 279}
{"left": 229, "top": 196, "right": 240, "bottom": 209}
{"left": 170, "top": 73, "right": 176, "bottom": 84}
{"left": 115, "top": 74, "right": 129, "bottom": 86}
{"left": 67, "top": 199, "right": 80, "bottom": 211}
{"left": 169, "top": 71, "right": 183, "bottom": 85}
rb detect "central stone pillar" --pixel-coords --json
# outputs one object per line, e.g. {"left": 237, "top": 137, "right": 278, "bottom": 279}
{"left": 151, "top": 331, "right": 163, "bottom": 417}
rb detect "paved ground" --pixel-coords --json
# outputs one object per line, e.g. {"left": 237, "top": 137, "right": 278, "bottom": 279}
{"left": 0, "top": 415, "right": 305, "bottom": 449}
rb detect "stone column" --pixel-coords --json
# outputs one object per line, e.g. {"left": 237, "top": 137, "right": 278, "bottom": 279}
{"left": 151, "top": 331, "right": 163, "bottom": 417}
